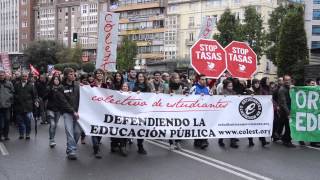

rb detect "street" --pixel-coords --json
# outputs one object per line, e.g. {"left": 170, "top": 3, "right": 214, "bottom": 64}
{"left": 0, "top": 120, "right": 320, "bottom": 180}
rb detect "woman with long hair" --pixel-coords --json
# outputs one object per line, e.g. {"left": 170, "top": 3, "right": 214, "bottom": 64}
{"left": 45, "top": 75, "right": 63, "bottom": 148}
{"left": 132, "top": 72, "right": 151, "bottom": 154}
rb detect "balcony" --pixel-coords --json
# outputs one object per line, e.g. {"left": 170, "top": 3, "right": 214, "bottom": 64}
{"left": 119, "top": 15, "right": 165, "bottom": 24}
{"left": 138, "top": 53, "right": 164, "bottom": 60}
{"left": 185, "top": 39, "right": 195, "bottom": 46}
{"left": 110, "top": 0, "right": 165, "bottom": 12}
{"left": 120, "top": 28, "right": 166, "bottom": 35}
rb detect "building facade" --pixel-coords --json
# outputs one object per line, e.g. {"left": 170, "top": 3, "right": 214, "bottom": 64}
{"left": 20, "top": 0, "right": 35, "bottom": 51}
{"left": 305, "top": 0, "right": 320, "bottom": 64}
{"left": 109, "top": 0, "right": 167, "bottom": 69}
{"left": 0, "top": 0, "right": 20, "bottom": 54}
{"left": 164, "top": 0, "right": 278, "bottom": 79}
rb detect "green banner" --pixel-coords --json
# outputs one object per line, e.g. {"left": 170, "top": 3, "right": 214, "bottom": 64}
{"left": 290, "top": 86, "right": 320, "bottom": 142}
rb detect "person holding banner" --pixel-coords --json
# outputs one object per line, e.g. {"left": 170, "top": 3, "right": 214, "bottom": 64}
{"left": 110, "top": 72, "right": 128, "bottom": 157}
{"left": 132, "top": 72, "right": 151, "bottom": 155}
{"left": 218, "top": 79, "right": 239, "bottom": 148}
{"left": 90, "top": 69, "right": 111, "bottom": 159}
{"left": 278, "top": 75, "right": 295, "bottom": 148}
{"left": 189, "top": 74, "right": 211, "bottom": 150}
{"left": 58, "top": 68, "right": 81, "bottom": 160}
{"left": 247, "top": 79, "right": 270, "bottom": 147}
{"left": 168, "top": 73, "right": 185, "bottom": 150}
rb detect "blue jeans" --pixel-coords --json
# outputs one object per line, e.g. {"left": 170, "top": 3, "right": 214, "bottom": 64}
{"left": 63, "top": 113, "right": 81, "bottom": 155}
{"left": 48, "top": 110, "right": 60, "bottom": 141}
{"left": 0, "top": 108, "right": 10, "bottom": 138}
{"left": 16, "top": 112, "right": 33, "bottom": 136}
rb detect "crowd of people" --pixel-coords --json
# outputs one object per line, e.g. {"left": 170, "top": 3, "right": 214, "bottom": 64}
{"left": 0, "top": 68, "right": 319, "bottom": 160}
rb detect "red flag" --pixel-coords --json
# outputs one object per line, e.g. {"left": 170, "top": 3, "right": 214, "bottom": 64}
{"left": 29, "top": 64, "right": 40, "bottom": 76}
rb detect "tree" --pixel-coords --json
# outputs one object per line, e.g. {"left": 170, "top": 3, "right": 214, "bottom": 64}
{"left": 242, "top": 6, "right": 266, "bottom": 63}
{"left": 213, "top": 9, "right": 243, "bottom": 47}
{"left": 82, "top": 62, "right": 95, "bottom": 73}
{"left": 266, "top": 5, "right": 288, "bottom": 65}
{"left": 56, "top": 44, "right": 82, "bottom": 65}
{"left": 54, "top": 63, "right": 80, "bottom": 72}
{"left": 24, "top": 40, "right": 64, "bottom": 73}
{"left": 116, "top": 36, "right": 138, "bottom": 71}
{"left": 277, "top": 5, "right": 309, "bottom": 85}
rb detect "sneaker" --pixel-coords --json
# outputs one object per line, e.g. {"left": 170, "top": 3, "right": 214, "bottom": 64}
{"left": 19, "top": 135, "right": 24, "bottom": 140}
{"left": 261, "top": 141, "right": 270, "bottom": 147}
{"left": 230, "top": 143, "right": 239, "bottom": 149}
{"left": 175, "top": 142, "right": 182, "bottom": 150}
{"left": 138, "top": 147, "right": 147, "bottom": 155}
{"left": 49, "top": 141, "right": 56, "bottom": 148}
{"left": 25, "top": 135, "right": 30, "bottom": 140}
{"left": 310, "top": 142, "right": 320, "bottom": 148}
{"left": 169, "top": 144, "right": 175, "bottom": 151}
{"left": 67, "top": 154, "right": 77, "bottom": 160}
{"left": 94, "top": 152, "right": 102, "bottom": 159}
{"left": 81, "top": 138, "right": 86, "bottom": 144}
{"left": 119, "top": 146, "right": 128, "bottom": 157}
{"left": 283, "top": 142, "right": 296, "bottom": 148}
{"left": 249, "top": 141, "right": 255, "bottom": 147}
{"left": 218, "top": 139, "right": 225, "bottom": 147}
{"left": 200, "top": 141, "right": 209, "bottom": 149}
{"left": 299, "top": 141, "right": 306, "bottom": 146}
{"left": 4, "top": 137, "right": 10, "bottom": 141}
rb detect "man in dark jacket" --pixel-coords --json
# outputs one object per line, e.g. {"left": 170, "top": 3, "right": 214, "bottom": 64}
{"left": 14, "top": 72, "right": 38, "bottom": 140}
{"left": 0, "top": 70, "right": 14, "bottom": 140}
{"left": 36, "top": 74, "right": 48, "bottom": 124}
{"left": 58, "top": 68, "right": 81, "bottom": 160}
{"left": 278, "top": 75, "right": 295, "bottom": 148}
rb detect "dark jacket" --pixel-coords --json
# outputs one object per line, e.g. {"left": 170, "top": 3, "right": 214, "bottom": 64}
{"left": 278, "top": 85, "right": 291, "bottom": 116}
{"left": 58, "top": 81, "right": 80, "bottom": 113}
{"left": 0, "top": 80, "right": 14, "bottom": 108}
{"left": 133, "top": 82, "right": 151, "bottom": 93}
{"left": 14, "top": 81, "right": 38, "bottom": 113}
{"left": 36, "top": 81, "right": 48, "bottom": 98}
{"left": 44, "top": 85, "right": 63, "bottom": 112}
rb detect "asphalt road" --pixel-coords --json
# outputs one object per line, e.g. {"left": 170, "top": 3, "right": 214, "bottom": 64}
{"left": 0, "top": 120, "right": 320, "bottom": 180}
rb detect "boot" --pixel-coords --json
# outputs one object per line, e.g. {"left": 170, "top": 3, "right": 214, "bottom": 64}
{"left": 93, "top": 145, "right": 102, "bottom": 159}
{"left": 218, "top": 139, "right": 225, "bottom": 147}
{"left": 119, "top": 144, "right": 128, "bottom": 157}
{"left": 137, "top": 145, "right": 147, "bottom": 155}
{"left": 248, "top": 138, "right": 254, "bottom": 147}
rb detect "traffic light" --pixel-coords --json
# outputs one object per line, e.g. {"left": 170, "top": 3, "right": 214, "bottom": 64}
{"left": 73, "top": 33, "right": 78, "bottom": 42}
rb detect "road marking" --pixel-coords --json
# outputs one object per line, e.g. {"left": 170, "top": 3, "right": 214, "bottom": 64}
{"left": 292, "top": 143, "right": 320, "bottom": 151}
{"left": 153, "top": 140, "right": 272, "bottom": 180}
{"left": 0, "top": 142, "right": 9, "bottom": 156}
{"left": 147, "top": 140, "right": 272, "bottom": 180}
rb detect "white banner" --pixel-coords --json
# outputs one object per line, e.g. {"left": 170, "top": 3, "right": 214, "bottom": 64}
{"left": 0, "top": 52, "right": 12, "bottom": 75}
{"left": 79, "top": 86, "right": 274, "bottom": 139}
{"left": 198, "top": 16, "right": 216, "bottom": 39}
{"left": 96, "top": 12, "right": 119, "bottom": 72}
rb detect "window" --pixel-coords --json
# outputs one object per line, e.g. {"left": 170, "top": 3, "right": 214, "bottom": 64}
{"left": 312, "top": 25, "right": 320, "bottom": 35}
{"left": 189, "top": 32, "right": 194, "bottom": 41}
{"left": 314, "top": 0, "right": 320, "bottom": 4}
{"left": 22, "top": 0, "right": 27, "bottom": 5}
{"left": 22, "top": 21, "right": 28, "bottom": 27}
{"left": 313, "top": 9, "right": 320, "bottom": 20}
{"left": 312, "top": 41, "right": 320, "bottom": 49}
{"left": 189, "top": 17, "right": 194, "bottom": 27}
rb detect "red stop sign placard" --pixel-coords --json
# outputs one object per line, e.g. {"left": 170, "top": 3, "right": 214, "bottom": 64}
{"left": 190, "top": 39, "right": 226, "bottom": 78}
{"left": 225, "top": 41, "right": 257, "bottom": 79}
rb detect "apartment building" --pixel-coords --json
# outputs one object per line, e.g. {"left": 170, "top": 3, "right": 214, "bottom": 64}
{"left": 0, "top": 0, "right": 20, "bottom": 54}
{"left": 20, "top": 0, "right": 36, "bottom": 51}
{"left": 165, "top": 0, "right": 278, "bottom": 79}
{"left": 34, "top": 0, "right": 56, "bottom": 41}
{"left": 109, "top": 0, "right": 167, "bottom": 68}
